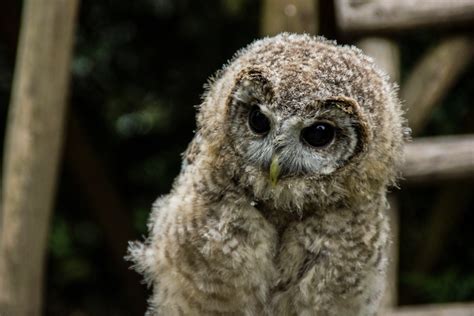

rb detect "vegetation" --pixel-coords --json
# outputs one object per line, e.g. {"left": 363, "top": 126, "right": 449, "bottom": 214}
{"left": 0, "top": 0, "right": 472, "bottom": 315}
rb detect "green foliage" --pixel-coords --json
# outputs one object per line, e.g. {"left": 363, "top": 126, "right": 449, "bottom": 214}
{"left": 0, "top": 0, "right": 472, "bottom": 314}
{"left": 402, "top": 269, "right": 474, "bottom": 303}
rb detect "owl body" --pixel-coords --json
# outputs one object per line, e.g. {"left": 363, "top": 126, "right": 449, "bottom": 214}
{"left": 128, "top": 33, "right": 405, "bottom": 315}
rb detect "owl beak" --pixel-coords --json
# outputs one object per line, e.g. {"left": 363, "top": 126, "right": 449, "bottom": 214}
{"left": 269, "top": 155, "right": 281, "bottom": 187}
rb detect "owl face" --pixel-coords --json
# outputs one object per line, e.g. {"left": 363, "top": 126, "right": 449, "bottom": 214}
{"left": 197, "top": 34, "right": 404, "bottom": 209}
{"left": 226, "top": 69, "right": 369, "bottom": 186}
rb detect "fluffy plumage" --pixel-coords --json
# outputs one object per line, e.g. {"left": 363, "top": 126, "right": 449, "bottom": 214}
{"left": 127, "top": 33, "right": 407, "bottom": 315}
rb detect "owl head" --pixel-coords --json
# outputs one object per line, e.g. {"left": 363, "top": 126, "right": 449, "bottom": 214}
{"left": 197, "top": 33, "right": 405, "bottom": 211}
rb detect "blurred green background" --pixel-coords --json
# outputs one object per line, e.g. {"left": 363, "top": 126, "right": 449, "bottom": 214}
{"left": 0, "top": 0, "right": 473, "bottom": 315}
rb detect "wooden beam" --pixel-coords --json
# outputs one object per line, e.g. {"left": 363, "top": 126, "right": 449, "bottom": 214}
{"left": 401, "top": 37, "right": 474, "bottom": 135}
{"left": 385, "top": 302, "right": 474, "bottom": 316}
{"left": 335, "top": 0, "right": 474, "bottom": 33}
{"left": 403, "top": 135, "right": 474, "bottom": 182}
{"left": 261, "top": 0, "right": 318, "bottom": 36}
{"left": 0, "top": 0, "right": 79, "bottom": 315}
{"left": 357, "top": 37, "right": 400, "bottom": 311}
{"left": 358, "top": 37, "right": 400, "bottom": 83}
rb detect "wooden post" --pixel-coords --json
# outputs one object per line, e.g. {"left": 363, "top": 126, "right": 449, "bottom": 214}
{"left": 401, "top": 36, "right": 474, "bottom": 134}
{"left": 358, "top": 37, "right": 400, "bottom": 311}
{"left": 261, "top": 0, "right": 318, "bottom": 36}
{"left": 358, "top": 38, "right": 400, "bottom": 82}
{"left": 335, "top": 0, "right": 474, "bottom": 33}
{"left": 0, "top": 0, "right": 79, "bottom": 315}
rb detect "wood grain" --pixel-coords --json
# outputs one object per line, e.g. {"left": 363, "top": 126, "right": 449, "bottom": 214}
{"left": 403, "top": 135, "right": 474, "bottom": 182}
{"left": 402, "top": 37, "right": 474, "bottom": 135}
{"left": 261, "top": 0, "right": 318, "bottom": 36}
{"left": 357, "top": 37, "right": 400, "bottom": 310}
{"left": 385, "top": 302, "right": 474, "bottom": 316}
{"left": 0, "top": 0, "right": 79, "bottom": 315}
{"left": 335, "top": 0, "right": 474, "bottom": 33}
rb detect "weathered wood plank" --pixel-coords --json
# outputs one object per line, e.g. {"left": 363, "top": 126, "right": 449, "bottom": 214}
{"left": 385, "top": 302, "right": 474, "bottom": 316}
{"left": 403, "top": 135, "right": 474, "bottom": 182}
{"left": 402, "top": 37, "right": 474, "bottom": 135}
{"left": 0, "top": 0, "right": 79, "bottom": 315}
{"left": 261, "top": 0, "right": 318, "bottom": 36}
{"left": 335, "top": 0, "right": 474, "bottom": 33}
{"left": 358, "top": 37, "right": 400, "bottom": 83}
{"left": 357, "top": 37, "right": 400, "bottom": 310}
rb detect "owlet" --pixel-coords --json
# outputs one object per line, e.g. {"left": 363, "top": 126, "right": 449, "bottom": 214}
{"left": 128, "top": 33, "right": 406, "bottom": 316}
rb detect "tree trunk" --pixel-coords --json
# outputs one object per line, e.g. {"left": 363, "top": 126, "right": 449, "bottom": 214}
{"left": 0, "top": 0, "right": 79, "bottom": 315}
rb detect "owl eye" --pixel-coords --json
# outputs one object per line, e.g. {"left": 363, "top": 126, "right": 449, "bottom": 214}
{"left": 248, "top": 106, "right": 271, "bottom": 135}
{"left": 301, "top": 122, "right": 335, "bottom": 147}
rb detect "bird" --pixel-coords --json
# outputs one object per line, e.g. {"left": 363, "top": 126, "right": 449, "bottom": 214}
{"left": 127, "top": 33, "right": 407, "bottom": 316}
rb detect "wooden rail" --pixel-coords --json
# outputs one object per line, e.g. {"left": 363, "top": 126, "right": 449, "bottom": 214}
{"left": 335, "top": 0, "right": 474, "bottom": 33}
{"left": 385, "top": 302, "right": 474, "bottom": 316}
{"left": 403, "top": 135, "right": 474, "bottom": 182}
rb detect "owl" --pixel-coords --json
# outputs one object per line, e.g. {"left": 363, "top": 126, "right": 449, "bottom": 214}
{"left": 127, "top": 33, "right": 406, "bottom": 315}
